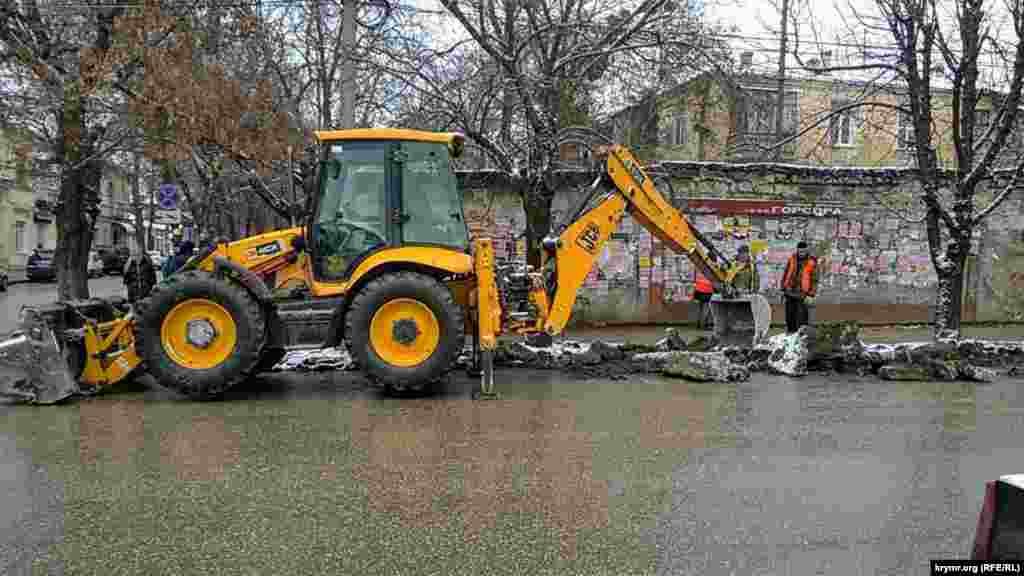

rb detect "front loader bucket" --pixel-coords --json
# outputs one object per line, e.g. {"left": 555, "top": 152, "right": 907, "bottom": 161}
{"left": 710, "top": 294, "right": 772, "bottom": 348}
{"left": 0, "top": 307, "right": 78, "bottom": 404}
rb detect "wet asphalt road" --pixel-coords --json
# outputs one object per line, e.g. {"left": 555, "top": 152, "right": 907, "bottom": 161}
{"left": 1, "top": 282, "right": 1023, "bottom": 574}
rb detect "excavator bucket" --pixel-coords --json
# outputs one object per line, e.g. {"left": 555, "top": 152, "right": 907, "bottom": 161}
{"left": 0, "top": 307, "right": 79, "bottom": 404}
{"left": 710, "top": 294, "right": 772, "bottom": 348}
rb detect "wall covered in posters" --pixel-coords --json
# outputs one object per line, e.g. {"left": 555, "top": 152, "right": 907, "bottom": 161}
{"left": 458, "top": 171, "right": 1024, "bottom": 323}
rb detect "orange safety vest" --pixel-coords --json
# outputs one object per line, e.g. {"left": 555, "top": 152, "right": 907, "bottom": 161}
{"left": 782, "top": 254, "right": 817, "bottom": 296}
{"left": 694, "top": 272, "right": 713, "bottom": 294}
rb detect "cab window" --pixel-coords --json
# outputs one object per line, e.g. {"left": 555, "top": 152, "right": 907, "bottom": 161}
{"left": 315, "top": 141, "right": 389, "bottom": 280}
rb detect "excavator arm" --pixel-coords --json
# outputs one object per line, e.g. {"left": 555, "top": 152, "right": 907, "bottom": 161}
{"left": 540, "top": 145, "right": 748, "bottom": 335}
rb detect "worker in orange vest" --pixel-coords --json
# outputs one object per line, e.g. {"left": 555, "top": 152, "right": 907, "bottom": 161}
{"left": 780, "top": 240, "right": 819, "bottom": 333}
{"left": 693, "top": 252, "right": 717, "bottom": 329}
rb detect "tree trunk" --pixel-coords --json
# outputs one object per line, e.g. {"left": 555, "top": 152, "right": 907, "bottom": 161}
{"left": 933, "top": 268, "right": 963, "bottom": 338}
{"left": 932, "top": 243, "right": 969, "bottom": 338}
{"left": 55, "top": 88, "right": 94, "bottom": 300}
{"left": 522, "top": 183, "right": 553, "bottom": 268}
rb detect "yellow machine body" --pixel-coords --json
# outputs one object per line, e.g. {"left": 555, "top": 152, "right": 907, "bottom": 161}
{"left": 8, "top": 130, "right": 767, "bottom": 403}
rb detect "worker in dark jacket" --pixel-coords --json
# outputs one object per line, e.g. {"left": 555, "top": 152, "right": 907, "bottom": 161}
{"left": 164, "top": 240, "right": 195, "bottom": 277}
{"left": 123, "top": 250, "right": 157, "bottom": 302}
{"left": 780, "top": 240, "right": 819, "bottom": 333}
{"left": 729, "top": 245, "right": 760, "bottom": 294}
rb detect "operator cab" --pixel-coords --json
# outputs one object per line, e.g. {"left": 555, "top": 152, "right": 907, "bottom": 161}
{"left": 310, "top": 130, "right": 469, "bottom": 281}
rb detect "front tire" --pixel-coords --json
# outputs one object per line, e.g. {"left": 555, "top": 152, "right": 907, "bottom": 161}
{"left": 134, "top": 271, "right": 266, "bottom": 399}
{"left": 346, "top": 272, "right": 464, "bottom": 394}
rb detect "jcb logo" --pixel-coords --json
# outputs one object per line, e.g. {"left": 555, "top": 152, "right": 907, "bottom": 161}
{"left": 576, "top": 223, "right": 601, "bottom": 254}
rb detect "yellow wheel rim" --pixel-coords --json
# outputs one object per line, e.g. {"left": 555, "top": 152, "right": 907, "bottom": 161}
{"left": 160, "top": 299, "right": 238, "bottom": 369}
{"left": 369, "top": 298, "right": 440, "bottom": 367}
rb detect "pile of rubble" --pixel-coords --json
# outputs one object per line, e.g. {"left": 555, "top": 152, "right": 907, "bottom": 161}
{"left": 490, "top": 322, "right": 1024, "bottom": 384}
{"left": 266, "top": 323, "right": 1024, "bottom": 385}
{"left": 271, "top": 348, "right": 357, "bottom": 372}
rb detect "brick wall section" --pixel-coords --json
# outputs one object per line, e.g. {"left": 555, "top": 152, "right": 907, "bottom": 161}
{"left": 458, "top": 170, "right": 1024, "bottom": 325}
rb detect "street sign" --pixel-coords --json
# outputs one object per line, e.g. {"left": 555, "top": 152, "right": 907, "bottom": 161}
{"left": 158, "top": 183, "right": 177, "bottom": 210}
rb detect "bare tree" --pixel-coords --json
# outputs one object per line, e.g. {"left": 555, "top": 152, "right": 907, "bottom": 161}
{"left": 392, "top": 0, "right": 728, "bottom": 265}
{"left": 0, "top": 1, "right": 137, "bottom": 298}
{"left": 860, "top": 0, "right": 1024, "bottom": 335}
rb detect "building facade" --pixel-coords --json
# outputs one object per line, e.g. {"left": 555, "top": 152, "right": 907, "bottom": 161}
{"left": 607, "top": 67, "right": 1024, "bottom": 170}
{"left": 0, "top": 126, "right": 58, "bottom": 274}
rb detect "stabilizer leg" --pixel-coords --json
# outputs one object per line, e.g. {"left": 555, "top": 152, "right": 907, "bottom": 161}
{"left": 474, "top": 349, "right": 497, "bottom": 400}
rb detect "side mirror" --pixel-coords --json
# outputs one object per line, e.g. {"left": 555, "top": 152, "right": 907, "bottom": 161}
{"left": 449, "top": 134, "right": 465, "bottom": 159}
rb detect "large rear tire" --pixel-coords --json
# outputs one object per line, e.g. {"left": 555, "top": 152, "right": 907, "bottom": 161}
{"left": 134, "top": 271, "right": 266, "bottom": 400}
{"left": 346, "top": 271, "right": 464, "bottom": 394}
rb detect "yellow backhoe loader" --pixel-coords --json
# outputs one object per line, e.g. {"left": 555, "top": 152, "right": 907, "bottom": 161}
{"left": 0, "top": 129, "right": 770, "bottom": 404}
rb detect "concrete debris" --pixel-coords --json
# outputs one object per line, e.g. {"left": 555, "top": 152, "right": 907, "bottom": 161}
{"left": 661, "top": 351, "right": 750, "bottom": 382}
{"left": 871, "top": 338, "right": 1024, "bottom": 382}
{"left": 877, "top": 363, "right": 932, "bottom": 381}
{"left": 496, "top": 339, "right": 608, "bottom": 370}
{"left": 959, "top": 364, "right": 1000, "bottom": 383}
{"left": 630, "top": 352, "right": 679, "bottom": 374}
{"left": 655, "top": 328, "right": 688, "bottom": 352}
{"left": 271, "top": 348, "right": 356, "bottom": 372}
{"left": 258, "top": 326, "right": 1023, "bottom": 386}
{"left": 589, "top": 340, "right": 626, "bottom": 362}
{"left": 763, "top": 328, "right": 811, "bottom": 377}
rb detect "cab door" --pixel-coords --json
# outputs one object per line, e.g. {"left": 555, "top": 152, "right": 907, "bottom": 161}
{"left": 397, "top": 140, "right": 469, "bottom": 251}
{"left": 309, "top": 140, "right": 398, "bottom": 282}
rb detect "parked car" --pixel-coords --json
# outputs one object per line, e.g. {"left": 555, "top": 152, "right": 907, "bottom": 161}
{"left": 88, "top": 251, "right": 105, "bottom": 278}
{"left": 0, "top": 263, "right": 8, "bottom": 292}
{"left": 26, "top": 249, "right": 56, "bottom": 282}
{"left": 102, "top": 248, "right": 129, "bottom": 275}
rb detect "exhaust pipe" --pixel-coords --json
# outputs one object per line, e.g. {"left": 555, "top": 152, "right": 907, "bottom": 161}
{"left": 0, "top": 307, "right": 78, "bottom": 404}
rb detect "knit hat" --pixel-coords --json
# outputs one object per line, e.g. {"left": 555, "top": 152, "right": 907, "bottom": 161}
{"left": 797, "top": 241, "right": 808, "bottom": 249}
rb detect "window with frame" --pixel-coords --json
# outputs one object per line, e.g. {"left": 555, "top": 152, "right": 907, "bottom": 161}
{"left": 830, "top": 103, "right": 860, "bottom": 147}
{"left": 897, "top": 108, "right": 915, "bottom": 150}
{"left": 741, "top": 88, "right": 798, "bottom": 135}
{"left": 671, "top": 113, "right": 689, "bottom": 146}
{"left": 15, "top": 221, "right": 25, "bottom": 253}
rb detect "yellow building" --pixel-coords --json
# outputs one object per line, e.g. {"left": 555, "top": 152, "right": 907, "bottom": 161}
{"left": 608, "top": 55, "right": 1023, "bottom": 169}
{"left": 0, "top": 125, "right": 56, "bottom": 275}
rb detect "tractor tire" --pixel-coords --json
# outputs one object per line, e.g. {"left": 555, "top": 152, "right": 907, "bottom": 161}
{"left": 346, "top": 271, "right": 464, "bottom": 394}
{"left": 134, "top": 271, "right": 266, "bottom": 400}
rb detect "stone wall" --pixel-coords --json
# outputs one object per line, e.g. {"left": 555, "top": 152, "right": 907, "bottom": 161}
{"left": 457, "top": 169, "right": 1024, "bottom": 326}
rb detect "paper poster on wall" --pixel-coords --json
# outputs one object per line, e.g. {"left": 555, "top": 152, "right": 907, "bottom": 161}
{"left": 751, "top": 239, "right": 768, "bottom": 255}
{"left": 639, "top": 256, "right": 652, "bottom": 269}
{"left": 722, "top": 215, "right": 751, "bottom": 238}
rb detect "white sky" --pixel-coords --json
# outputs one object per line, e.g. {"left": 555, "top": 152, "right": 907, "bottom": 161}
{"left": 412, "top": 0, "right": 1018, "bottom": 93}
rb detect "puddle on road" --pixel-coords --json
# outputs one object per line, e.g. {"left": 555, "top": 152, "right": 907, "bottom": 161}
{"left": 2, "top": 370, "right": 1022, "bottom": 574}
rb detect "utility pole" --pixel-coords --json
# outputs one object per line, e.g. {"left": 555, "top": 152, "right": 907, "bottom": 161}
{"left": 147, "top": 170, "right": 155, "bottom": 250}
{"left": 132, "top": 151, "right": 147, "bottom": 255}
{"left": 774, "top": 0, "right": 790, "bottom": 160}
{"left": 340, "top": 0, "right": 356, "bottom": 128}
{"left": 288, "top": 145, "right": 296, "bottom": 227}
